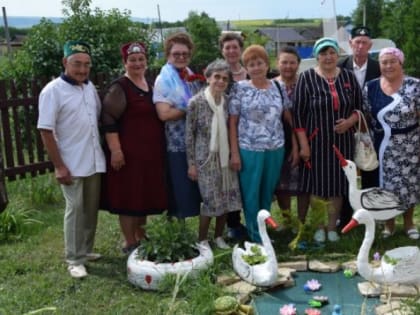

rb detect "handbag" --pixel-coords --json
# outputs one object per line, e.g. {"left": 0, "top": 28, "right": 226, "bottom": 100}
{"left": 353, "top": 110, "right": 379, "bottom": 171}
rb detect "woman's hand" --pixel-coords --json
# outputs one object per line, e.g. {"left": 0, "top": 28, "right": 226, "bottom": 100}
{"left": 111, "top": 150, "right": 125, "bottom": 171}
{"left": 335, "top": 114, "right": 358, "bottom": 134}
{"left": 230, "top": 152, "right": 241, "bottom": 172}
{"left": 290, "top": 147, "right": 300, "bottom": 168}
{"left": 299, "top": 145, "right": 311, "bottom": 162}
{"left": 188, "top": 165, "right": 198, "bottom": 181}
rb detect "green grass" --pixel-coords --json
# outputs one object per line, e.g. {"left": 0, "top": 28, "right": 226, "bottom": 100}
{"left": 1, "top": 174, "right": 419, "bottom": 314}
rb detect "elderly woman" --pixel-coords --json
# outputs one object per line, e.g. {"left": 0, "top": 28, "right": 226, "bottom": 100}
{"left": 153, "top": 32, "right": 204, "bottom": 219}
{"left": 273, "top": 46, "right": 309, "bottom": 226}
{"left": 229, "top": 45, "right": 294, "bottom": 243}
{"left": 363, "top": 47, "right": 420, "bottom": 240}
{"left": 186, "top": 59, "right": 242, "bottom": 249}
{"left": 294, "top": 37, "right": 362, "bottom": 242}
{"left": 101, "top": 42, "right": 168, "bottom": 254}
{"left": 218, "top": 32, "right": 247, "bottom": 240}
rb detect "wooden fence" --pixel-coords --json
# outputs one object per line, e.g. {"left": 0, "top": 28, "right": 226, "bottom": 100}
{"left": 0, "top": 73, "right": 112, "bottom": 181}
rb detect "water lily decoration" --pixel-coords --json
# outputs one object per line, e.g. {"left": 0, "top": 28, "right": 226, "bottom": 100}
{"left": 279, "top": 304, "right": 297, "bottom": 315}
{"left": 305, "top": 308, "right": 321, "bottom": 315}
{"left": 343, "top": 268, "right": 354, "bottom": 278}
{"left": 373, "top": 252, "right": 381, "bottom": 261}
{"left": 304, "top": 279, "right": 322, "bottom": 291}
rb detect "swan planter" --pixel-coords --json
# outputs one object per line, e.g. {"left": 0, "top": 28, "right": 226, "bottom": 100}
{"left": 342, "top": 208, "right": 420, "bottom": 284}
{"left": 127, "top": 242, "right": 214, "bottom": 290}
{"left": 232, "top": 209, "right": 279, "bottom": 287}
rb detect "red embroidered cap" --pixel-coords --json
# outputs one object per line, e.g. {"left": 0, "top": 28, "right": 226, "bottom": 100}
{"left": 120, "top": 42, "right": 147, "bottom": 61}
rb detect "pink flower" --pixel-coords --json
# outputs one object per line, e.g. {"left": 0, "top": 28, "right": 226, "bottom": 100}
{"left": 305, "top": 308, "right": 321, "bottom": 315}
{"left": 279, "top": 304, "right": 297, "bottom": 315}
{"left": 305, "top": 279, "right": 322, "bottom": 291}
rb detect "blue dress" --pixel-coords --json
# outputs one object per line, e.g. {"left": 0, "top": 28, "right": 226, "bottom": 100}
{"left": 364, "top": 76, "right": 420, "bottom": 209}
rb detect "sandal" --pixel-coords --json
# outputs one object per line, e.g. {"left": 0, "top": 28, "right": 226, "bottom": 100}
{"left": 406, "top": 228, "right": 420, "bottom": 240}
{"left": 381, "top": 228, "right": 394, "bottom": 239}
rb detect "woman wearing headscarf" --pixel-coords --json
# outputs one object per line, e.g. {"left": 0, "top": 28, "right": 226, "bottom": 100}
{"left": 294, "top": 37, "right": 362, "bottom": 242}
{"left": 101, "top": 42, "right": 168, "bottom": 253}
{"left": 153, "top": 32, "right": 204, "bottom": 219}
{"left": 363, "top": 47, "right": 420, "bottom": 240}
{"left": 186, "top": 59, "right": 242, "bottom": 249}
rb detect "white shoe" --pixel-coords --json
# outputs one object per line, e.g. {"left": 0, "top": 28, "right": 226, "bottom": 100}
{"left": 327, "top": 231, "right": 340, "bottom": 242}
{"left": 215, "top": 237, "right": 230, "bottom": 249}
{"left": 86, "top": 253, "right": 102, "bottom": 261}
{"left": 199, "top": 240, "right": 211, "bottom": 249}
{"left": 68, "top": 264, "right": 88, "bottom": 278}
{"left": 313, "top": 228, "right": 326, "bottom": 243}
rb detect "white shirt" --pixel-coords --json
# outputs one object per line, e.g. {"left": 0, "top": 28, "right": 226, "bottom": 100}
{"left": 353, "top": 60, "right": 368, "bottom": 88}
{"left": 37, "top": 76, "right": 105, "bottom": 176}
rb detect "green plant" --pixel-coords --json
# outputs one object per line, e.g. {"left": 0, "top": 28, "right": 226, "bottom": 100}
{"left": 137, "top": 216, "right": 198, "bottom": 263}
{"left": 0, "top": 204, "right": 41, "bottom": 240}
{"left": 241, "top": 245, "right": 267, "bottom": 265}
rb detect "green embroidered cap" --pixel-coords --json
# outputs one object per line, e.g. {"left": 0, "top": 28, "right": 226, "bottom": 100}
{"left": 63, "top": 40, "right": 91, "bottom": 58}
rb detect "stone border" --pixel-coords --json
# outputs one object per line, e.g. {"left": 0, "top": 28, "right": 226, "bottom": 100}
{"left": 218, "top": 258, "right": 420, "bottom": 315}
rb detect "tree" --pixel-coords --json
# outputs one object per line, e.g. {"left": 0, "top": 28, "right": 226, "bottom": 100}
{"left": 380, "top": 0, "right": 420, "bottom": 76}
{"left": 1, "top": 0, "right": 152, "bottom": 80}
{"left": 184, "top": 11, "right": 220, "bottom": 67}
{"left": 352, "top": 0, "right": 384, "bottom": 37}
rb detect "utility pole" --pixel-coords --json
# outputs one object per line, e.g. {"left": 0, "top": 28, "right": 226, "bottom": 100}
{"left": 157, "top": 4, "right": 164, "bottom": 47}
{"left": 2, "top": 7, "right": 13, "bottom": 61}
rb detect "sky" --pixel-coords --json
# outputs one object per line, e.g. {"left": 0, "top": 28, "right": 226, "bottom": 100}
{"left": 1, "top": 0, "right": 358, "bottom": 22}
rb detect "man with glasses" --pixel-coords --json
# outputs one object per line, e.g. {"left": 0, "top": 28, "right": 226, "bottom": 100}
{"left": 37, "top": 40, "right": 105, "bottom": 278}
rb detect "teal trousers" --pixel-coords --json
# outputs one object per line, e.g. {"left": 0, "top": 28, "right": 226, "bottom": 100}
{"left": 239, "top": 148, "right": 284, "bottom": 242}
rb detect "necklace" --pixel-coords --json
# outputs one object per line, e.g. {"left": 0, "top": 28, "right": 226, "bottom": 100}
{"left": 231, "top": 66, "right": 244, "bottom": 75}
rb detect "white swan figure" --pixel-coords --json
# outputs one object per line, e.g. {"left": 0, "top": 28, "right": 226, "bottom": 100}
{"left": 342, "top": 209, "right": 420, "bottom": 284}
{"left": 333, "top": 145, "right": 405, "bottom": 221}
{"left": 232, "top": 209, "right": 278, "bottom": 287}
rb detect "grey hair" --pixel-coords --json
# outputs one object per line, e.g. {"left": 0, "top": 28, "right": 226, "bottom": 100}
{"left": 204, "top": 59, "right": 231, "bottom": 78}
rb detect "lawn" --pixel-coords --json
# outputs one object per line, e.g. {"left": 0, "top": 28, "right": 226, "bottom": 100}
{"left": 1, "top": 174, "right": 419, "bottom": 314}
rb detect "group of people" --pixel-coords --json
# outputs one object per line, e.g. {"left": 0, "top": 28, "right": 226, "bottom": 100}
{"left": 36, "top": 26, "right": 420, "bottom": 279}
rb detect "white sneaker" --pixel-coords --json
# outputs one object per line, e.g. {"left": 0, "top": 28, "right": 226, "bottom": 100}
{"left": 215, "top": 237, "right": 230, "bottom": 249}
{"left": 68, "top": 264, "right": 88, "bottom": 278}
{"left": 327, "top": 231, "right": 340, "bottom": 242}
{"left": 313, "top": 228, "right": 326, "bottom": 243}
{"left": 86, "top": 253, "right": 102, "bottom": 261}
{"left": 199, "top": 240, "right": 211, "bottom": 249}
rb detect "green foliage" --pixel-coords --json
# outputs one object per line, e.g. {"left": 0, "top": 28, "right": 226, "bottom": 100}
{"left": 380, "top": 0, "right": 420, "bottom": 76}
{"left": 352, "top": 0, "right": 384, "bottom": 38}
{"left": 28, "top": 174, "right": 62, "bottom": 206}
{"left": 0, "top": 203, "right": 41, "bottom": 241}
{"left": 137, "top": 216, "right": 198, "bottom": 263}
{"left": 241, "top": 245, "right": 268, "bottom": 265}
{"left": 1, "top": 1, "right": 153, "bottom": 80}
{"left": 184, "top": 11, "right": 221, "bottom": 66}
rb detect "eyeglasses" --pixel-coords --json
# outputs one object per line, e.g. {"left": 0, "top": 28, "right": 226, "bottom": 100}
{"left": 68, "top": 62, "right": 92, "bottom": 69}
{"left": 171, "top": 52, "right": 191, "bottom": 59}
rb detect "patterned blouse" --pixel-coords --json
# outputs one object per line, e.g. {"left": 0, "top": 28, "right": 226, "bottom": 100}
{"left": 229, "top": 80, "right": 291, "bottom": 151}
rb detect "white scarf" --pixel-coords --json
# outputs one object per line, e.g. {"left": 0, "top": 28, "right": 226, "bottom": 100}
{"left": 204, "top": 87, "right": 231, "bottom": 190}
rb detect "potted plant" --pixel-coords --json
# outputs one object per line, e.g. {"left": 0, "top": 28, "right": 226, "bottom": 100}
{"left": 127, "top": 216, "right": 213, "bottom": 290}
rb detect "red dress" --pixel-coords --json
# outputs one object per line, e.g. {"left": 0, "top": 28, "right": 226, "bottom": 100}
{"left": 101, "top": 76, "right": 167, "bottom": 216}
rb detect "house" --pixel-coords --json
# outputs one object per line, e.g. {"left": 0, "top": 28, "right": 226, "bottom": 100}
{"left": 255, "top": 27, "right": 316, "bottom": 57}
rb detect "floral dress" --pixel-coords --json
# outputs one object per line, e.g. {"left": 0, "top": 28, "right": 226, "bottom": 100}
{"left": 186, "top": 91, "right": 242, "bottom": 216}
{"left": 363, "top": 76, "right": 420, "bottom": 208}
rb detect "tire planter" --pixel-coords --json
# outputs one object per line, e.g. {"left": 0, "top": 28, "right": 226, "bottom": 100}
{"left": 127, "top": 242, "right": 214, "bottom": 290}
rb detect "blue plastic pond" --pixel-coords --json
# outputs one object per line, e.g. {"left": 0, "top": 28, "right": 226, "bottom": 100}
{"left": 251, "top": 271, "right": 380, "bottom": 315}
